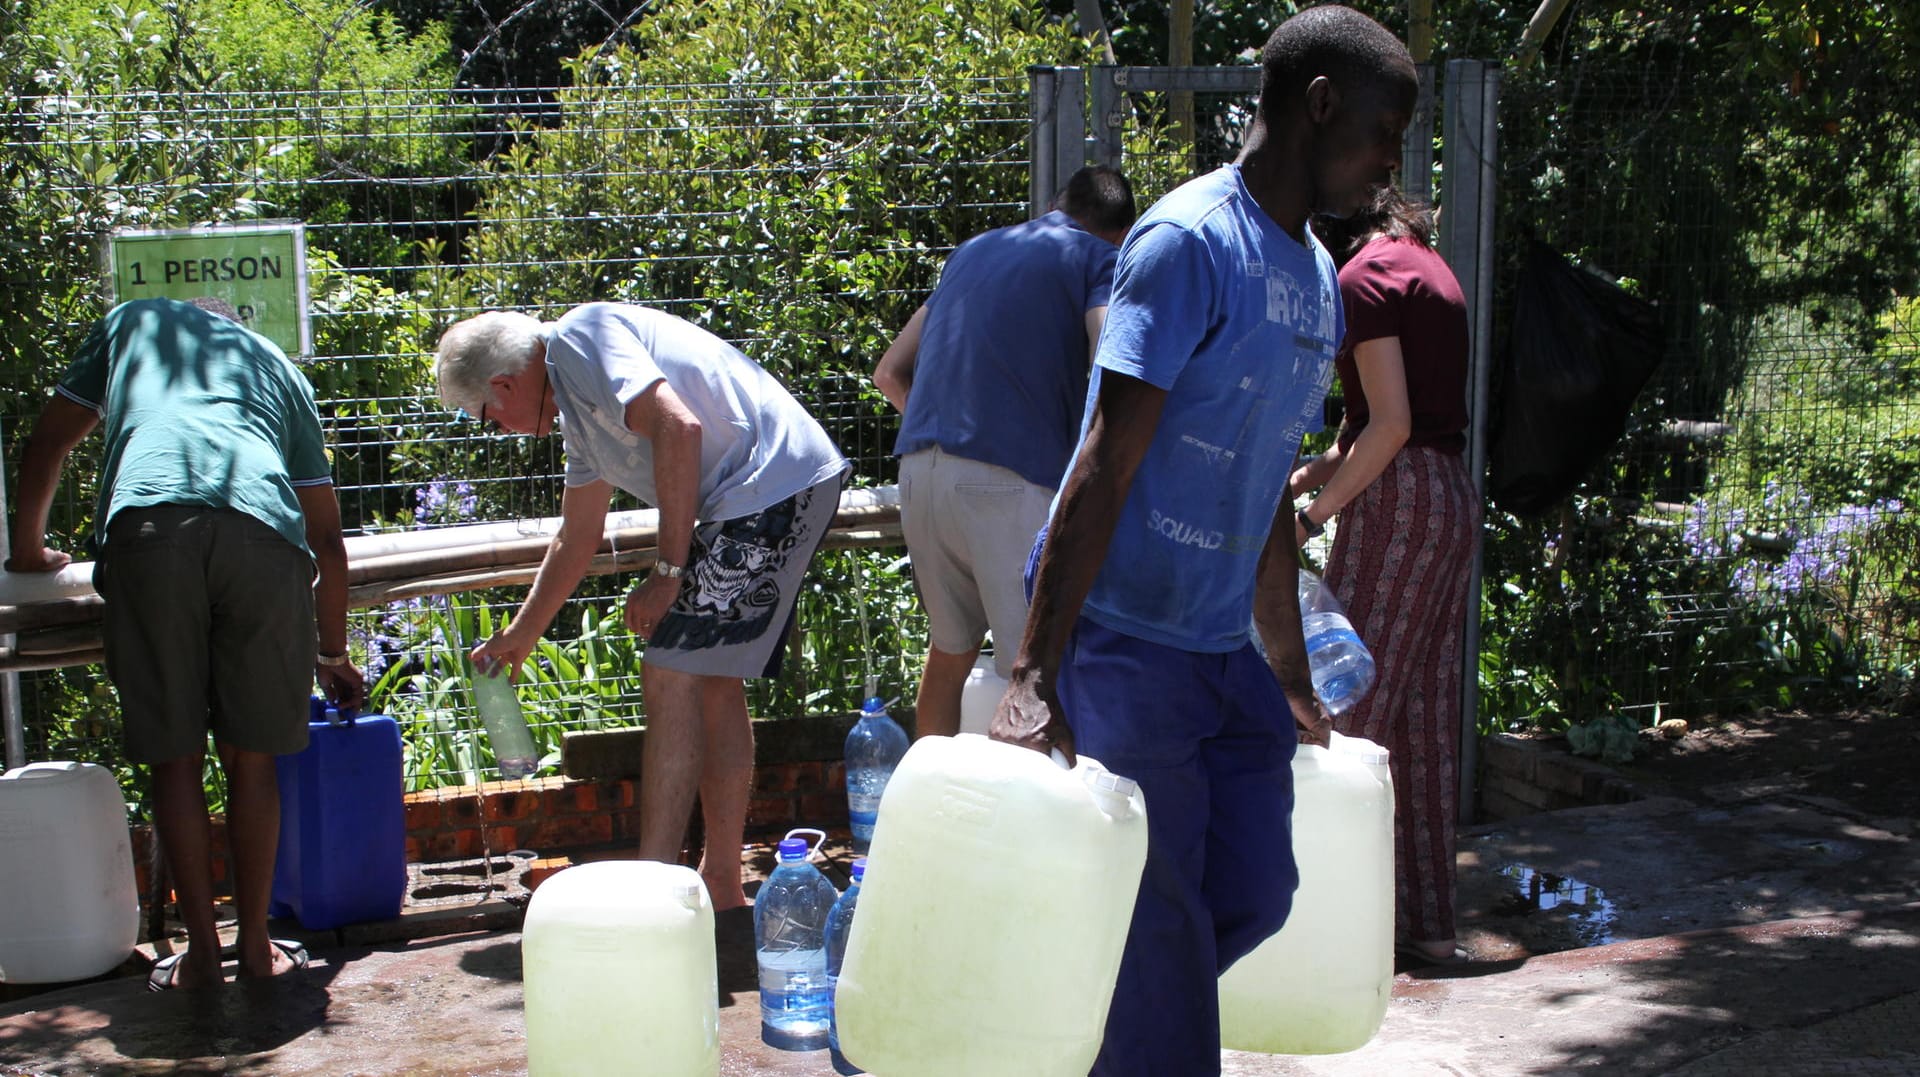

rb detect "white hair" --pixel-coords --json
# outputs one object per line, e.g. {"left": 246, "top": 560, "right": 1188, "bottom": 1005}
{"left": 434, "top": 311, "right": 545, "bottom": 416}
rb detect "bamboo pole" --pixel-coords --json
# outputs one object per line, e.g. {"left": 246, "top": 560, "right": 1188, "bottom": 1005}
{"left": 0, "top": 500, "right": 904, "bottom": 672}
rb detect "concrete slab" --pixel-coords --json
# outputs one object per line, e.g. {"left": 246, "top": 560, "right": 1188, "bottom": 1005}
{"left": 5, "top": 784, "right": 1919, "bottom": 1076}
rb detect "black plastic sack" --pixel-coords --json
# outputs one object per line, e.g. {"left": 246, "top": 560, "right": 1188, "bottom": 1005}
{"left": 1487, "top": 240, "right": 1662, "bottom": 515}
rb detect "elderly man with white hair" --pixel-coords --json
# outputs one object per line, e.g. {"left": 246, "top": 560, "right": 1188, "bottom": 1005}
{"left": 435, "top": 303, "right": 848, "bottom": 909}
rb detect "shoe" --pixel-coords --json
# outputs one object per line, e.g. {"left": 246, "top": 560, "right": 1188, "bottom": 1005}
{"left": 146, "top": 952, "right": 187, "bottom": 992}
{"left": 1395, "top": 940, "right": 1470, "bottom": 967}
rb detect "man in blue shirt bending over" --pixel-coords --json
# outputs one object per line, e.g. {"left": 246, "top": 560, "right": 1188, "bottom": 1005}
{"left": 873, "top": 165, "right": 1135, "bottom": 738}
{"left": 991, "top": 7, "right": 1418, "bottom": 1074}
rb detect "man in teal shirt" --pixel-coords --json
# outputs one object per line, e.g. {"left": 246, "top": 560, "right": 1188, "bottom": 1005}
{"left": 7, "top": 297, "right": 364, "bottom": 990}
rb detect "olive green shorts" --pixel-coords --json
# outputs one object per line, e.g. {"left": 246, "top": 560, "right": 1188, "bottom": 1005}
{"left": 93, "top": 504, "right": 315, "bottom": 763}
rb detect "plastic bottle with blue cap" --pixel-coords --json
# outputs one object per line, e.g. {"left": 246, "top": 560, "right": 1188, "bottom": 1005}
{"left": 825, "top": 856, "right": 868, "bottom": 1075}
{"left": 753, "top": 827, "right": 841, "bottom": 1050}
{"left": 1297, "top": 569, "right": 1377, "bottom": 715}
{"left": 843, "top": 694, "right": 909, "bottom": 853}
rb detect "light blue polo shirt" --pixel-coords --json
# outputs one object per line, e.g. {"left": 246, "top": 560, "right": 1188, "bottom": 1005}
{"left": 56, "top": 298, "right": 332, "bottom": 558}
{"left": 1069, "top": 165, "right": 1343, "bottom": 651}
{"left": 546, "top": 303, "right": 847, "bottom": 520}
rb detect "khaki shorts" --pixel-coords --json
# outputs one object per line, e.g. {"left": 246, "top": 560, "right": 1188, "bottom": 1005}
{"left": 899, "top": 448, "right": 1053, "bottom": 675}
{"left": 94, "top": 504, "right": 315, "bottom": 763}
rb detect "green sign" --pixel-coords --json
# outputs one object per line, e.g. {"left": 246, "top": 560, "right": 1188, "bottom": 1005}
{"left": 108, "top": 222, "right": 311, "bottom": 357}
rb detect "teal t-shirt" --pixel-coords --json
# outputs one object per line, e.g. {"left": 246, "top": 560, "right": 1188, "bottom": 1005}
{"left": 56, "top": 299, "right": 333, "bottom": 557}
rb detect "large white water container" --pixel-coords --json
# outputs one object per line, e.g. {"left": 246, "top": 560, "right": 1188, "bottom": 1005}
{"left": 1219, "top": 732, "right": 1394, "bottom": 1054}
{"left": 521, "top": 860, "right": 719, "bottom": 1076}
{"left": 0, "top": 761, "right": 139, "bottom": 984}
{"left": 957, "top": 655, "right": 1008, "bottom": 737}
{"left": 835, "top": 733, "right": 1148, "bottom": 1077}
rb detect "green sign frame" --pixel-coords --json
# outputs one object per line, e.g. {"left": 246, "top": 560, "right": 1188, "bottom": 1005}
{"left": 107, "top": 221, "right": 311, "bottom": 357}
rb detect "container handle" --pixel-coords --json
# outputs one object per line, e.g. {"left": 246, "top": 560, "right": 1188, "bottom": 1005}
{"left": 782, "top": 827, "right": 828, "bottom": 861}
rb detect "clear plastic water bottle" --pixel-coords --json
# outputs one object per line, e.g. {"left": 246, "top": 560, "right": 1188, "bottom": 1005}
{"left": 754, "top": 828, "right": 840, "bottom": 1051}
{"left": 825, "top": 856, "right": 867, "bottom": 1075}
{"left": 471, "top": 667, "right": 539, "bottom": 779}
{"left": 1299, "top": 570, "right": 1377, "bottom": 716}
{"left": 844, "top": 696, "right": 909, "bottom": 854}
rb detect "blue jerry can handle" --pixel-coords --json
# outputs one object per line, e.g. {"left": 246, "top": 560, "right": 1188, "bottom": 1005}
{"left": 309, "top": 695, "right": 360, "bottom": 727}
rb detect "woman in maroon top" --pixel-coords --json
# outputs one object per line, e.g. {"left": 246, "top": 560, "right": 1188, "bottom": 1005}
{"left": 1293, "top": 184, "right": 1481, "bottom": 965}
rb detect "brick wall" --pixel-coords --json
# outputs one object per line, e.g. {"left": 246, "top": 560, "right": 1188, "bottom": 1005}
{"left": 397, "top": 756, "right": 850, "bottom": 863}
{"left": 1477, "top": 733, "right": 1643, "bottom": 820}
{"left": 127, "top": 709, "right": 883, "bottom": 902}
{"left": 131, "top": 721, "right": 1619, "bottom": 904}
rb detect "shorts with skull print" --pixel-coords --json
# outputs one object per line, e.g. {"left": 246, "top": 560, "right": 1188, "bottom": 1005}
{"left": 645, "top": 470, "right": 846, "bottom": 679}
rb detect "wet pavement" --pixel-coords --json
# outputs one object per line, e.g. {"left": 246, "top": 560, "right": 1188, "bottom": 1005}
{"left": 4, "top": 779, "right": 1917, "bottom": 1075}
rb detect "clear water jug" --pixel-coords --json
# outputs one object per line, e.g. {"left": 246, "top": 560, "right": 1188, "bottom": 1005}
{"left": 844, "top": 698, "right": 908, "bottom": 853}
{"left": 1299, "top": 570, "right": 1376, "bottom": 715}
{"left": 471, "top": 666, "right": 539, "bottom": 778}
{"left": 825, "top": 856, "right": 867, "bottom": 1076}
{"left": 834, "top": 734, "right": 1148, "bottom": 1077}
{"left": 958, "top": 654, "right": 1008, "bottom": 737}
{"left": 521, "top": 860, "right": 718, "bottom": 1076}
{"left": 1219, "top": 732, "right": 1394, "bottom": 1054}
{"left": 754, "top": 828, "right": 840, "bottom": 1050}
{"left": 0, "top": 762, "right": 139, "bottom": 983}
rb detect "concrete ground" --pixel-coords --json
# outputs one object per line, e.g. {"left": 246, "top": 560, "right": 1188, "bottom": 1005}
{"left": 4, "top": 777, "right": 1917, "bottom": 1075}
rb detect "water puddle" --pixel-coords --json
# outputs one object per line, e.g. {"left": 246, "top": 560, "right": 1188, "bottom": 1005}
{"left": 1492, "top": 864, "right": 1620, "bottom": 945}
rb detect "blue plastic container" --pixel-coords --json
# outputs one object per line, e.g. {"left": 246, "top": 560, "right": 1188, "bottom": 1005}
{"left": 269, "top": 700, "right": 408, "bottom": 930}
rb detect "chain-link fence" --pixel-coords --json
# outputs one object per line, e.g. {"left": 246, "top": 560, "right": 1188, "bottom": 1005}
{"left": 1036, "top": 57, "right": 1918, "bottom": 737}
{"left": 4, "top": 37, "right": 1914, "bottom": 802}
{"left": 3, "top": 73, "right": 1042, "bottom": 793}
{"left": 1483, "top": 56, "right": 1919, "bottom": 732}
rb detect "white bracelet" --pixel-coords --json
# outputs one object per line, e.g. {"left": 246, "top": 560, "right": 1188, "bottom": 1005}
{"left": 316, "top": 652, "right": 350, "bottom": 667}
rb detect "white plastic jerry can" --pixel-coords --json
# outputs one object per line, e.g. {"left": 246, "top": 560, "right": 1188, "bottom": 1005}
{"left": 957, "top": 654, "right": 1009, "bottom": 738}
{"left": 1219, "top": 732, "right": 1395, "bottom": 1054}
{"left": 0, "top": 761, "right": 140, "bottom": 984}
{"left": 834, "top": 733, "right": 1148, "bottom": 1077}
{"left": 521, "top": 860, "right": 719, "bottom": 1076}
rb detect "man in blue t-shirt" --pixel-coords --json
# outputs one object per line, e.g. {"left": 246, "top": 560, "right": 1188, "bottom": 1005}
{"left": 8, "top": 297, "right": 364, "bottom": 990}
{"left": 989, "top": 8, "right": 1419, "bottom": 1075}
{"left": 873, "top": 165, "right": 1135, "bottom": 738}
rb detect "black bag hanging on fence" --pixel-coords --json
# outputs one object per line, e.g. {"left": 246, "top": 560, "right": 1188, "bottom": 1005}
{"left": 1487, "top": 239, "right": 1663, "bottom": 516}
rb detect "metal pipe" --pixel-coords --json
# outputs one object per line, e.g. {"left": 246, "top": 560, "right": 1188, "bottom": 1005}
{"left": 1453, "top": 61, "right": 1502, "bottom": 824}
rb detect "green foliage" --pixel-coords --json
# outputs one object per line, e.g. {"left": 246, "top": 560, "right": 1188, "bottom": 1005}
{"left": 447, "top": 0, "right": 1096, "bottom": 388}
{"left": 1565, "top": 714, "right": 1641, "bottom": 764}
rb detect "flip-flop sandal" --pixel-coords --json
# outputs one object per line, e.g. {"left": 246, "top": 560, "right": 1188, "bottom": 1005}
{"left": 266, "top": 938, "right": 311, "bottom": 973}
{"left": 1395, "top": 940, "right": 1470, "bottom": 967}
{"left": 146, "top": 952, "right": 187, "bottom": 992}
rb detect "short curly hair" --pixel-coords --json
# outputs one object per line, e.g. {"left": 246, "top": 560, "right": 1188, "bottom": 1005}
{"left": 1259, "top": 5, "right": 1415, "bottom": 117}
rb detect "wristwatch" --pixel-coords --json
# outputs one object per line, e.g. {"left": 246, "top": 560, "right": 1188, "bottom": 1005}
{"left": 1296, "top": 508, "right": 1325, "bottom": 539}
{"left": 652, "top": 559, "right": 686, "bottom": 580}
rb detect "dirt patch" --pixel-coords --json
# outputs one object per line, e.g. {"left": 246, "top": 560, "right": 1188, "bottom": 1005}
{"left": 1610, "top": 695, "right": 1920, "bottom": 821}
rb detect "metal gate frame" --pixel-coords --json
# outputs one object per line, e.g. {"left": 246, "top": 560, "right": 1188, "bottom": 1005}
{"left": 1027, "top": 61, "right": 1501, "bottom": 822}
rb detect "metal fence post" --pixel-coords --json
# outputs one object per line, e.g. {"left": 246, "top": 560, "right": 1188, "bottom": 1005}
{"left": 1029, "top": 66, "right": 1059, "bottom": 220}
{"left": 1440, "top": 59, "right": 1502, "bottom": 823}
{"left": 1090, "top": 66, "right": 1124, "bottom": 168}
{"left": 1053, "top": 67, "right": 1087, "bottom": 201}
{"left": 1402, "top": 63, "right": 1436, "bottom": 202}
{"left": 0, "top": 416, "right": 25, "bottom": 771}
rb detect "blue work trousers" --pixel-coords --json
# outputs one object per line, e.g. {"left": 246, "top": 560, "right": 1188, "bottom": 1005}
{"left": 1058, "top": 617, "right": 1300, "bottom": 1077}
